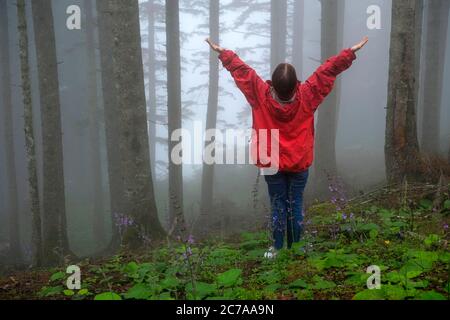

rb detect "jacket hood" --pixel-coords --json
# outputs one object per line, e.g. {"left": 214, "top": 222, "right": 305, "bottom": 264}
{"left": 265, "top": 80, "right": 302, "bottom": 122}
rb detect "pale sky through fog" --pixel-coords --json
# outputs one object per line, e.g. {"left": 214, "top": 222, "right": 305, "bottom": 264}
{"left": 140, "top": 0, "right": 397, "bottom": 185}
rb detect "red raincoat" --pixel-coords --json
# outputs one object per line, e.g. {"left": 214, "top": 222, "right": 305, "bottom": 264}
{"left": 219, "top": 48, "right": 357, "bottom": 173}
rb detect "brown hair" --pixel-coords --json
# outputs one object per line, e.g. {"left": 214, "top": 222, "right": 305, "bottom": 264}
{"left": 271, "top": 63, "right": 298, "bottom": 101}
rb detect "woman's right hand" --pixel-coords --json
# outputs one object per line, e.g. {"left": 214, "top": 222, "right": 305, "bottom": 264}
{"left": 206, "top": 38, "right": 225, "bottom": 54}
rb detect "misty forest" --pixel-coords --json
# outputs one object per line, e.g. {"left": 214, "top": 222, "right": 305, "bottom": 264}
{"left": 0, "top": 0, "right": 449, "bottom": 301}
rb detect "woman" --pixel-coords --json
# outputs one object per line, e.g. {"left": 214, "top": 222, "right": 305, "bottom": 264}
{"left": 206, "top": 36, "right": 368, "bottom": 257}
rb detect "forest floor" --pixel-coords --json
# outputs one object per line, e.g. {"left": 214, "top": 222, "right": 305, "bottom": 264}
{"left": 0, "top": 182, "right": 449, "bottom": 300}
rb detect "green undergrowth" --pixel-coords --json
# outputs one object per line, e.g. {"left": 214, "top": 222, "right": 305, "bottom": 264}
{"left": 32, "top": 193, "right": 449, "bottom": 301}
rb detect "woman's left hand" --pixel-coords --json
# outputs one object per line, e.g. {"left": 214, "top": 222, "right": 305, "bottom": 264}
{"left": 206, "top": 38, "right": 225, "bottom": 54}
{"left": 351, "top": 36, "right": 369, "bottom": 53}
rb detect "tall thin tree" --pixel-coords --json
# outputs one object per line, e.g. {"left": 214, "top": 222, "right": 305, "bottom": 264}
{"left": 17, "top": 0, "right": 43, "bottom": 267}
{"left": 109, "top": 0, "right": 165, "bottom": 247}
{"left": 85, "top": 0, "right": 106, "bottom": 246}
{"left": 414, "top": 0, "right": 423, "bottom": 119}
{"left": 314, "top": 0, "right": 345, "bottom": 195}
{"left": 96, "top": 0, "right": 125, "bottom": 251}
{"left": 32, "top": 0, "right": 72, "bottom": 265}
{"left": 292, "top": 0, "right": 304, "bottom": 78}
{"left": 271, "top": 0, "right": 288, "bottom": 72}
{"left": 166, "top": 0, "right": 185, "bottom": 235}
{"left": 147, "top": 0, "right": 158, "bottom": 176}
{"left": 385, "top": 0, "right": 422, "bottom": 183}
{"left": 420, "top": 0, "right": 450, "bottom": 155}
{"left": 0, "top": 0, "right": 22, "bottom": 265}
{"left": 199, "top": 0, "right": 220, "bottom": 236}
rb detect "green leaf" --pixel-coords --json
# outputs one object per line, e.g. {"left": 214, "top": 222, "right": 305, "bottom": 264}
{"left": 124, "top": 284, "right": 153, "bottom": 300}
{"left": 405, "top": 280, "right": 429, "bottom": 289}
{"left": 186, "top": 282, "right": 217, "bottom": 300}
{"left": 353, "top": 289, "right": 385, "bottom": 300}
{"left": 291, "top": 241, "right": 308, "bottom": 255}
{"left": 161, "top": 276, "right": 180, "bottom": 289}
{"left": 245, "top": 249, "right": 266, "bottom": 261}
{"left": 345, "top": 272, "right": 370, "bottom": 286}
{"left": 439, "top": 252, "right": 450, "bottom": 264}
{"left": 50, "top": 271, "right": 66, "bottom": 282}
{"left": 63, "top": 290, "right": 74, "bottom": 296}
{"left": 444, "top": 200, "right": 450, "bottom": 210}
{"left": 385, "top": 271, "right": 403, "bottom": 284}
{"left": 323, "top": 256, "right": 346, "bottom": 269}
{"left": 295, "top": 290, "right": 314, "bottom": 300}
{"left": 78, "top": 289, "right": 89, "bottom": 296}
{"left": 39, "top": 286, "right": 64, "bottom": 297}
{"left": 289, "top": 279, "right": 309, "bottom": 289}
{"left": 94, "top": 292, "right": 122, "bottom": 300}
{"left": 419, "top": 199, "right": 433, "bottom": 210}
{"left": 257, "top": 270, "right": 283, "bottom": 285}
{"left": 312, "top": 276, "right": 336, "bottom": 290}
{"left": 416, "top": 291, "right": 447, "bottom": 300}
{"left": 123, "top": 262, "right": 139, "bottom": 275}
{"left": 390, "top": 221, "right": 407, "bottom": 228}
{"left": 383, "top": 285, "right": 409, "bottom": 300}
{"left": 207, "top": 248, "right": 240, "bottom": 266}
{"left": 240, "top": 232, "right": 266, "bottom": 241}
{"left": 378, "top": 209, "right": 395, "bottom": 219}
{"left": 217, "top": 269, "right": 243, "bottom": 288}
{"left": 424, "top": 234, "right": 440, "bottom": 247}
{"left": 307, "top": 256, "right": 326, "bottom": 271}
{"left": 240, "top": 239, "right": 267, "bottom": 251}
{"left": 398, "top": 264, "right": 423, "bottom": 280}
{"left": 158, "top": 292, "right": 174, "bottom": 300}
{"left": 406, "top": 250, "right": 439, "bottom": 270}
{"left": 358, "top": 223, "right": 380, "bottom": 232}
{"left": 369, "top": 229, "right": 379, "bottom": 239}
{"left": 264, "top": 283, "right": 282, "bottom": 293}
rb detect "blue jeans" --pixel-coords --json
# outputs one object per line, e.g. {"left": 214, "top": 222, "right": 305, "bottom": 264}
{"left": 265, "top": 170, "right": 309, "bottom": 250}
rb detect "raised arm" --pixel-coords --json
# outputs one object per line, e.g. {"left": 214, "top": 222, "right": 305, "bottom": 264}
{"left": 206, "top": 38, "right": 268, "bottom": 108}
{"left": 301, "top": 37, "right": 368, "bottom": 113}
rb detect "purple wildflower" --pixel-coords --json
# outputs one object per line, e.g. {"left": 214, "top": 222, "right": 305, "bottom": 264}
{"left": 187, "top": 235, "right": 195, "bottom": 245}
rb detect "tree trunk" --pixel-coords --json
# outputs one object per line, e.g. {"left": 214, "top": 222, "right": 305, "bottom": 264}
{"left": 32, "top": 0, "right": 72, "bottom": 266}
{"left": 109, "top": 0, "right": 165, "bottom": 248}
{"left": 147, "top": 0, "right": 157, "bottom": 179}
{"left": 271, "top": 0, "right": 288, "bottom": 72}
{"left": 420, "top": 0, "right": 450, "bottom": 155}
{"left": 292, "top": 0, "right": 304, "bottom": 77}
{"left": 414, "top": 0, "right": 423, "bottom": 124}
{"left": 85, "top": 0, "right": 106, "bottom": 246}
{"left": 385, "top": 0, "right": 422, "bottom": 184}
{"left": 0, "top": 0, "right": 22, "bottom": 265}
{"left": 96, "top": 0, "right": 124, "bottom": 251}
{"left": 165, "top": 0, "right": 185, "bottom": 236}
{"left": 198, "top": 0, "right": 220, "bottom": 236}
{"left": 17, "top": 0, "right": 43, "bottom": 267}
{"left": 314, "top": 0, "right": 345, "bottom": 196}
